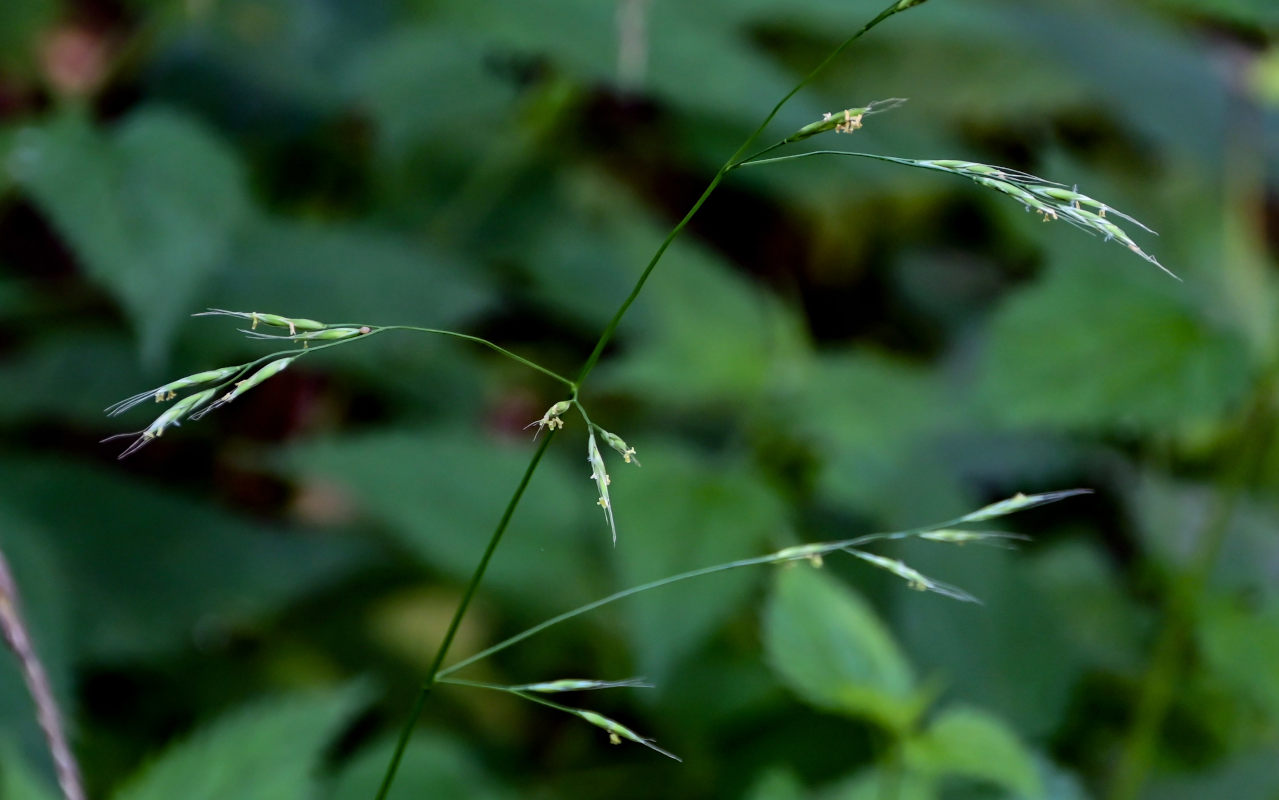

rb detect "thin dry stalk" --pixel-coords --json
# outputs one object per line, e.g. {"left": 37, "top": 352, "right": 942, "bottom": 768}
{"left": 0, "top": 549, "right": 85, "bottom": 800}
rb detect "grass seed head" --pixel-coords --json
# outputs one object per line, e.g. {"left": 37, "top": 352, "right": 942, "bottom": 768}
{"left": 785, "top": 97, "right": 906, "bottom": 143}
{"left": 196, "top": 308, "right": 326, "bottom": 335}
{"left": 105, "top": 366, "right": 242, "bottom": 416}
{"left": 576, "top": 709, "right": 681, "bottom": 762}
{"left": 599, "top": 428, "right": 640, "bottom": 466}
{"left": 105, "top": 388, "right": 217, "bottom": 458}
{"left": 588, "top": 432, "right": 617, "bottom": 545}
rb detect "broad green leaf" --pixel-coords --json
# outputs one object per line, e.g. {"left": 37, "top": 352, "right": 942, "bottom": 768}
{"left": 1146, "top": 0, "right": 1279, "bottom": 30}
{"left": 113, "top": 685, "right": 368, "bottom": 800}
{"left": 764, "top": 566, "right": 921, "bottom": 732}
{"left": 343, "top": 27, "right": 511, "bottom": 165}
{"left": 743, "top": 767, "right": 808, "bottom": 800}
{"left": 610, "top": 442, "right": 784, "bottom": 683}
{"left": 143, "top": 0, "right": 382, "bottom": 124}
{"left": 0, "top": 0, "right": 59, "bottom": 76}
{"left": 0, "top": 458, "right": 369, "bottom": 660}
{"left": 9, "top": 109, "right": 250, "bottom": 366}
{"left": 328, "top": 732, "right": 515, "bottom": 800}
{"left": 791, "top": 351, "right": 966, "bottom": 526}
{"left": 893, "top": 544, "right": 1080, "bottom": 739}
{"left": 903, "top": 706, "right": 1043, "bottom": 798}
{"left": 978, "top": 262, "right": 1251, "bottom": 433}
{"left": 428, "top": 0, "right": 813, "bottom": 124}
{"left": 1145, "top": 750, "right": 1279, "bottom": 800}
{"left": 280, "top": 427, "right": 593, "bottom": 613}
{"left": 0, "top": 332, "right": 143, "bottom": 425}
{"left": 1130, "top": 473, "right": 1279, "bottom": 601}
{"left": 1026, "top": 540, "right": 1147, "bottom": 675}
{"left": 819, "top": 769, "right": 936, "bottom": 800}
{"left": 208, "top": 218, "right": 491, "bottom": 332}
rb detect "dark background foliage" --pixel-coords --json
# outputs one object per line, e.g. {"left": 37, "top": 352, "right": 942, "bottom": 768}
{"left": 0, "top": 0, "right": 1277, "bottom": 798}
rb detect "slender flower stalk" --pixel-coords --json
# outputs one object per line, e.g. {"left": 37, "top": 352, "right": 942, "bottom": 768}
{"left": 0, "top": 549, "right": 85, "bottom": 800}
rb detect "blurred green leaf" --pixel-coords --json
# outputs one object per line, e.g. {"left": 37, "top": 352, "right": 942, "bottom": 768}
{"left": 764, "top": 565, "right": 922, "bottom": 732}
{"left": 819, "top": 769, "right": 936, "bottom": 800}
{"left": 1146, "top": 750, "right": 1279, "bottom": 799}
{"left": 744, "top": 767, "right": 808, "bottom": 800}
{"left": 903, "top": 706, "right": 1043, "bottom": 798}
{"left": 507, "top": 168, "right": 674, "bottom": 332}
{"left": 892, "top": 544, "right": 1080, "bottom": 740}
{"left": 208, "top": 218, "right": 491, "bottom": 330}
{"left": 1148, "top": 0, "right": 1279, "bottom": 28}
{"left": 1196, "top": 594, "right": 1279, "bottom": 722}
{"left": 0, "top": 737, "right": 59, "bottom": 800}
{"left": 0, "top": 0, "right": 58, "bottom": 76}
{"left": 793, "top": 351, "right": 966, "bottom": 525}
{"left": 978, "top": 263, "right": 1251, "bottom": 433}
{"left": 600, "top": 236, "right": 809, "bottom": 406}
{"left": 0, "top": 458, "right": 369, "bottom": 660}
{"left": 344, "top": 26, "right": 511, "bottom": 165}
{"left": 428, "top": 0, "right": 812, "bottom": 125}
{"left": 281, "top": 428, "right": 594, "bottom": 613}
{"left": 327, "top": 732, "right": 515, "bottom": 800}
{"left": 112, "top": 684, "right": 368, "bottom": 800}
{"left": 1130, "top": 474, "right": 1279, "bottom": 601}
{"left": 9, "top": 109, "right": 250, "bottom": 366}
{"left": 610, "top": 442, "right": 785, "bottom": 684}
{"left": 0, "top": 332, "right": 145, "bottom": 425}
{"left": 1027, "top": 540, "right": 1147, "bottom": 674}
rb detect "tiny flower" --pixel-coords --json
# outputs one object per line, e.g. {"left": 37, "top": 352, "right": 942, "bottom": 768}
{"left": 588, "top": 432, "right": 617, "bottom": 545}
{"left": 195, "top": 309, "right": 326, "bottom": 335}
{"left": 783, "top": 97, "right": 906, "bottom": 143}
{"left": 102, "top": 388, "right": 217, "bottom": 458}
{"left": 599, "top": 429, "right": 640, "bottom": 466}
{"left": 576, "top": 709, "right": 681, "bottom": 762}
{"left": 845, "top": 549, "right": 979, "bottom": 603}
{"left": 957, "top": 489, "right": 1092, "bottom": 523}
{"left": 525, "top": 400, "right": 571, "bottom": 440}
{"left": 105, "top": 366, "right": 242, "bottom": 417}
{"left": 769, "top": 542, "right": 833, "bottom": 564}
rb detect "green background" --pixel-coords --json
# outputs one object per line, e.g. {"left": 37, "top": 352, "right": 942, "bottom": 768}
{"left": 1, "top": 0, "right": 1277, "bottom": 797}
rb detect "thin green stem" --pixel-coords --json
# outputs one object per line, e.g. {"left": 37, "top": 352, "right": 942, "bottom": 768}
{"left": 436, "top": 676, "right": 517, "bottom": 693}
{"left": 440, "top": 554, "right": 779, "bottom": 679}
{"left": 572, "top": 173, "right": 727, "bottom": 386}
{"left": 734, "top": 149, "right": 915, "bottom": 170}
{"left": 381, "top": 326, "right": 576, "bottom": 389}
{"left": 439, "top": 507, "right": 1006, "bottom": 678}
{"left": 373, "top": 432, "right": 556, "bottom": 800}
